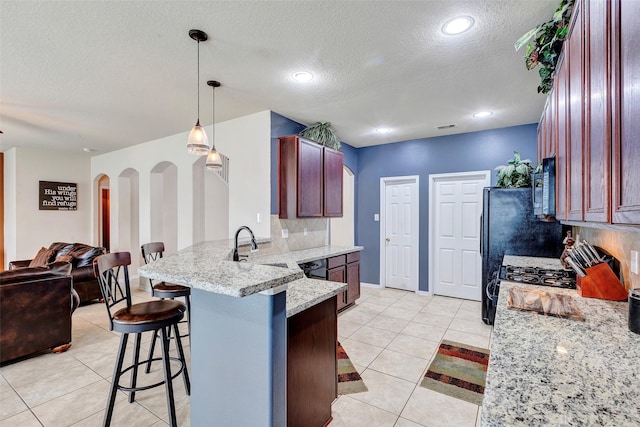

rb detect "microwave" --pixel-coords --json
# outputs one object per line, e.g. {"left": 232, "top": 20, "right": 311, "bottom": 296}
{"left": 532, "top": 156, "right": 556, "bottom": 218}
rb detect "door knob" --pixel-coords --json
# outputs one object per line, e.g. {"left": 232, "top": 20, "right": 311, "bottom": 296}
{"left": 385, "top": 237, "right": 390, "bottom": 242}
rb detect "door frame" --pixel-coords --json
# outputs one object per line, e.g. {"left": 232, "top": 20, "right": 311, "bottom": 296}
{"left": 428, "top": 170, "right": 491, "bottom": 297}
{"left": 379, "top": 175, "right": 420, "bottom": 291}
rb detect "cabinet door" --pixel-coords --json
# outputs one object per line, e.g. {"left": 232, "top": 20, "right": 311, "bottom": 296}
{"left": 555, "top": 56, "right": 569, "bottom": 221}
{"left": 584, "top": 0, "right": 611, "bottom": 222}
{"left": 328, "top": 266, "right": 347, "bottom": 310}
{"left": 545, "top": 92, "right": 555, "bottom": 158}
{"left": 537, "top": 111, "right": 546, "bottom": 163}
{"left": 297, "top": 138, "right": 324, "bottom": 217}
{"left": 346, "top": 262, "right": 360, "bottom": 305}
{"left": 323, "top": 147, "right": 343, "bottom": 217}
{"left": 567, "top": 0, "right": 584, "bottom": 221}
{"left": 611, "top": 0, "right": 640, "bottom": 224}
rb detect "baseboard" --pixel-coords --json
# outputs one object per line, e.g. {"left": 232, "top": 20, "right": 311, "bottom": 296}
{"left": 361, "top": 282, "right": 381, "bottom": 288}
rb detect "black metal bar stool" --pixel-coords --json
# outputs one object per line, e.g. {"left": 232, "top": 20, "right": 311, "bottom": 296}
{"left": 93, "top": 252, "right": 190, "bottom": 427}
{"left": 141, "top": 242, "right": 191, "bottom": 373}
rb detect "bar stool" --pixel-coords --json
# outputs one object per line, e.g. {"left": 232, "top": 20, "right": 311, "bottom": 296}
{"left": 93, "top": 252, "right": 190, "bottom": 427}
{"left": 140, "top": 242, "right": 191, "bottom": 373}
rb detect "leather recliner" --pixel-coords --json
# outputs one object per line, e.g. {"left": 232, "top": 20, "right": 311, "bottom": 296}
{"left": 0, "top": 262, "right": 79, "bottom": 364}
{"left": 9, "top": 242, "right": 107, "bottom": 304}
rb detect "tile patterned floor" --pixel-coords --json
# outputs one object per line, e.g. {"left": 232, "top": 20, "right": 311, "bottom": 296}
{"left": 0, "top": 285, "right": 492, "bottom": 426}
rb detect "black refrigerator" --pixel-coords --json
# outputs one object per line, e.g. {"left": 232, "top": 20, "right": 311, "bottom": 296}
{"left": 481, "top": 187, "right": 565, "bottom": 324}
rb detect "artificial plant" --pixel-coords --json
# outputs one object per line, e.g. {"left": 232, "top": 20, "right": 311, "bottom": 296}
{"left": 515, "top": 0, "right": 575, "bottom": 94}
{"left": 495, "top": 151, "right": 535, "bottom": 188}
{"left": 299, "top": 122, "right": 341, "bottom": 150}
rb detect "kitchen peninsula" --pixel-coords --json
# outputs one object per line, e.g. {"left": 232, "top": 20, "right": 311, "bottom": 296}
{"left": 482, "top": 256, "right": 640, "bottom": 426}
{"left": 138, "top": 240, "right": 362, "bottom": 426}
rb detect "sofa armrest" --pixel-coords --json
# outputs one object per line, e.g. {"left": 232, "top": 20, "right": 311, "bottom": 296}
{"left": 71, "top": 265, "right": 98, "bottom": 282}
{"left": 9, "top": 260, "right": 32, "bottom": 270}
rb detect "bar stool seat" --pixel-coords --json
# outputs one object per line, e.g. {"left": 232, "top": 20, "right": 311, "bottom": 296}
{"left": 141, "top": 242, "right": 191, "bottom": 374}
{"left": 94, "top": 251, "right": 189, "bottom": 427}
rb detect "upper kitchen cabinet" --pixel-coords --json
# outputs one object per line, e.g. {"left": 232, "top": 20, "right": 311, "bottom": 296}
{"left": 278, "top": 135, "right": 344, "bottom": 219}
{"left": 566, "top": 0, "right": 584, "bottom": 221}
{"left": 555, "top": 53, "right": 569, "bottom": 221}
{"left": 611, "top": 0, "right": 640, "bottom": 224}
{"left": 323, "top": 146, "right": 343, "bottom": 217}
{"left": 584, "top": 0, "right": 611, "bottom": 223}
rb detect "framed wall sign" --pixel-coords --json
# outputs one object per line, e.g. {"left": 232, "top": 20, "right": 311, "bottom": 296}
{"left": 39, "top": 181, "right": 77, "bottom": 211}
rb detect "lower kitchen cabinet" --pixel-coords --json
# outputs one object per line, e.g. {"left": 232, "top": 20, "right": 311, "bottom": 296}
{"left": 287, "top": 296, "right": 337, "bottom": 427}
{"left": 328, "top": 251, "right": 361, "bottom": 311}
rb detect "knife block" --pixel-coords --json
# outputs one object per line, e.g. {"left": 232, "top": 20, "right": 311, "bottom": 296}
{"left": 576, "top": 263, "right": 628, "bottom": 301}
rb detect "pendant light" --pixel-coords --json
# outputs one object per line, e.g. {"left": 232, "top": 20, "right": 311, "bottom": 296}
{"left": 186, "top": 29, "right": 209, "bottom": 155}
{"left": 205, "top": 80, "right": 223, "bottom": 171}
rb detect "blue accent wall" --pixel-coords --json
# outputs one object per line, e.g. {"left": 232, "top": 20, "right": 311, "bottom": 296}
{"left": 357, "top": 124, "right": 538, "bottom": 290}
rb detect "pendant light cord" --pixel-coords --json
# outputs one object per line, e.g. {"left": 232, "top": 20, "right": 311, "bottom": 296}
{"left": 211, "top": 85, "right": 215, "bottom": 148}
{"left": 196, "top": 40, "right": 200, "bottom": 122}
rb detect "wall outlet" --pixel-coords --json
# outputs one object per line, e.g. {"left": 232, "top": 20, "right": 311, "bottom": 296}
{"left": 282, "top": 229, "right": 289, "bottom": 239}
{"left": 631, "top": 250, "right": 639, "bottom": 274}
{"left": 256, "top": 213, "right": 262, "bottom": 223}
{"left": 304, "top": 227, "right": 308, "bottom": 236}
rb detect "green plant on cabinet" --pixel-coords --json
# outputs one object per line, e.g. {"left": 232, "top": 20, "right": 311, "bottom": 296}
{"left": 495, "top": 151, "right": 534, "bottom": 188}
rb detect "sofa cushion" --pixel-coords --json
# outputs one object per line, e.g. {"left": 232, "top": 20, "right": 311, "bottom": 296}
{"left": 54, "top": 254, "right": 73, "bottom": 263}
{"left": 28, "top": 247, "right": 56, "bottom": 267}
{"left": 48, "top": 242, "right": 106, "bottom": 268}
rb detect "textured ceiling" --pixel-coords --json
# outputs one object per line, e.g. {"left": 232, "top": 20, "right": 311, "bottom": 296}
{"left": 0, "top": 1, "right": 557, "bottom": 153}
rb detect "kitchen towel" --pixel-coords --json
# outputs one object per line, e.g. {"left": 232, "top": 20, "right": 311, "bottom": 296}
{"left": 420, "top": 340, "right": 489, "bottom": 405}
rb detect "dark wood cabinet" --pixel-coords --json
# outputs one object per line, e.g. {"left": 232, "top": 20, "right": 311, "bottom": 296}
{"left": 584, "top": 0, "right": 611, "bottom": 222}
{"left": 536, "top": 0, "right": 640, "bottom": 225}
{"left": 287, "top": 296, "right": 337, "bottom": 427}
{"left": 567, "top": 0, "right": 584, "bottom": 221}
{"left": 555, "top": 55, "right": 569, "bottom": 221}
{"left": 323, "top": 147, "right": 344, "bottom": 217}
{"left": 327, "top": 252, "right": 360, "bottom": 311}
{"left": 278, "top": 135, "right": 343, "bottom": 219}
{"left": 611, "top": 0, "right": 640, "bottom": 224}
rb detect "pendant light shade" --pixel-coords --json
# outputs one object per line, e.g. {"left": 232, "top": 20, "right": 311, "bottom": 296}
{"left": 186, "top": 29, "right": 209, "bottom": 155}
{"left": 205, "top": 80, "right": 223, "bottom": 171}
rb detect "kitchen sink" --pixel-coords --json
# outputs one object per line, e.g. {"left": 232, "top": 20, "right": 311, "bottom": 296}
{"left": 262, "top": 262, "right": 289, "bottom": 268}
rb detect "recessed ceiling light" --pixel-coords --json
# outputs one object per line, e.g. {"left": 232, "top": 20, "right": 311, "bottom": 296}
{"left": 83, "top": 147, "right": 97, "bottom": 152}
{"left": 375, "top": 127, "right": 391, "bottom": 134}
{"left": 473, "top": 111, "right": 493, "bottom": 118}
{"left": 442, "top": 16, "right": 475, "bottom": 35}
{"left": 291, "top": 71, "right": 313, "bottom": 82}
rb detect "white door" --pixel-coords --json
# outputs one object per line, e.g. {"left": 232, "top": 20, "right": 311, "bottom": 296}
{"left": 382, "top": 177, "right": 419, "bottom": 291}
{"left": 430, "top": 172, "right": 489, "bottom": 300}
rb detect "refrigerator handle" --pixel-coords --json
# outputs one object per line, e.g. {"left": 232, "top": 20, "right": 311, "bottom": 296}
{"left": 479, "top": 214, "right": 483, "bottom": 256}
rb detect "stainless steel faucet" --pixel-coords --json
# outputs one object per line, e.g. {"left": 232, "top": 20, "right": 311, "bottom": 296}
{"left": 233, "top": 226, "right": 259, "bottom": 261}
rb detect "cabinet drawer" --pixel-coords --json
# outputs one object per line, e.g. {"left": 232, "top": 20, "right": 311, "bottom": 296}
{"left": 327, "top": 255, "right": 346, "bottom": 269}
{"left": 346, "top": 252, "right": 360, "bottom": 264}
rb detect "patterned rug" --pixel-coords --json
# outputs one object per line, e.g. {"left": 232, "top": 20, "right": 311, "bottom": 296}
{"left": 337, "top": 342, "right": 368, "bottom": 394}
{"left": 420, "top": 340, "right": 489, "bottom": 405}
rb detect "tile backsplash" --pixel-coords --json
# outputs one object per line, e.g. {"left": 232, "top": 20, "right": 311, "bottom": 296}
{"left": 573, "top": 225, "right": 640, "bottom": 289}
{"left": 239, "top": 215, "right": 328, "bottom": 257}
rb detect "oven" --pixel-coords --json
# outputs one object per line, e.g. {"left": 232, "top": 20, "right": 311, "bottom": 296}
{"left": 484, "top": 265, "right": 576, "bottom": 324}
{"left": 297, "top": 259, "right": 327, "bottom": 280}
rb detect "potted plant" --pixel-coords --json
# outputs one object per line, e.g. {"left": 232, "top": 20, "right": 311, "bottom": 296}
{"left": 299, "top": 122, "right": 341, "bottom": 150}
{"left": 514, "top": 0, "right": 574, "bottom": 94}
{"left": 495, "top": 151, "right": 535, "bottom": 188}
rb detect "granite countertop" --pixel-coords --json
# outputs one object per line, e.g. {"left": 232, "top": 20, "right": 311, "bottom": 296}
{"left": 482, "top": 257, "right": 640, "bottom": 426}
{"left": 138, "top": 241, "right": 358, "bottom": 315}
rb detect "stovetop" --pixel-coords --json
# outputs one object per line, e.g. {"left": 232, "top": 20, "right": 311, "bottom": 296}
{"left": 499, "top": 265, "right": 577, "bottom": 289}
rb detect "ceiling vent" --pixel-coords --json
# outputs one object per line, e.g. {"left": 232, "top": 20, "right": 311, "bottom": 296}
{"left": 436, "top": 124, "right": 456, "bottom": 130}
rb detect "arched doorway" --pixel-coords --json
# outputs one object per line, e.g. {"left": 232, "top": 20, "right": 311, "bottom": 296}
{"left": 95, "top": 174, "right": 111, "bottom": 251}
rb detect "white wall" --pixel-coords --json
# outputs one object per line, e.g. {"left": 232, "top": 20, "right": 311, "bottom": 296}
{"left": 91, "top": 110, "right": 272, "bottom": 258}
{"left": 3, "top": 147, "right": 92, "bottom": 266}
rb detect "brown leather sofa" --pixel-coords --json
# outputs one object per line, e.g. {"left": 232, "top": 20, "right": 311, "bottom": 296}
{"left": 9, "top": 242, "right": 107, "bottom": 304}
{"left": 0, "top": 262, "right": 80, "bottom": 364}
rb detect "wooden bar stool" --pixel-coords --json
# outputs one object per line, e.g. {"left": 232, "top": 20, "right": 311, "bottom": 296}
{"left": 140, "top": 242, "right": 191, "bottom": 373}
{"left": 93, "top": 252, "right": 190, "bottom": 427}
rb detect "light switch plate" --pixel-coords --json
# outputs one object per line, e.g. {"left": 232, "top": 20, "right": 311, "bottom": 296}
{"left": 304, "top": 227, "right": 308, "bottom": 236}
{"left": 282, "top": 229, "right": 288, "bottom": 239}
{"left": 631, "top": 250, "right": 639, "bottom": 274}
{"left": 374, "top": 214, "right": 380, "bottom": 221}
{"left": 256, "top": 213, "right": 262, "bottom": 223}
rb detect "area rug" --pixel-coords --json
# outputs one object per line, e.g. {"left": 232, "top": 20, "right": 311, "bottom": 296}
{"left": 420, "top": 340, "right": 489, "bottom": 405}
{"left": 337, "top": 342, "right": 368, "bottom": 394}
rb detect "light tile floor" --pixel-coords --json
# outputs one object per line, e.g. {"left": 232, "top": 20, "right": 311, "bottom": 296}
{"left": 0, "top": 285, "right": 492, "bottom": 426}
